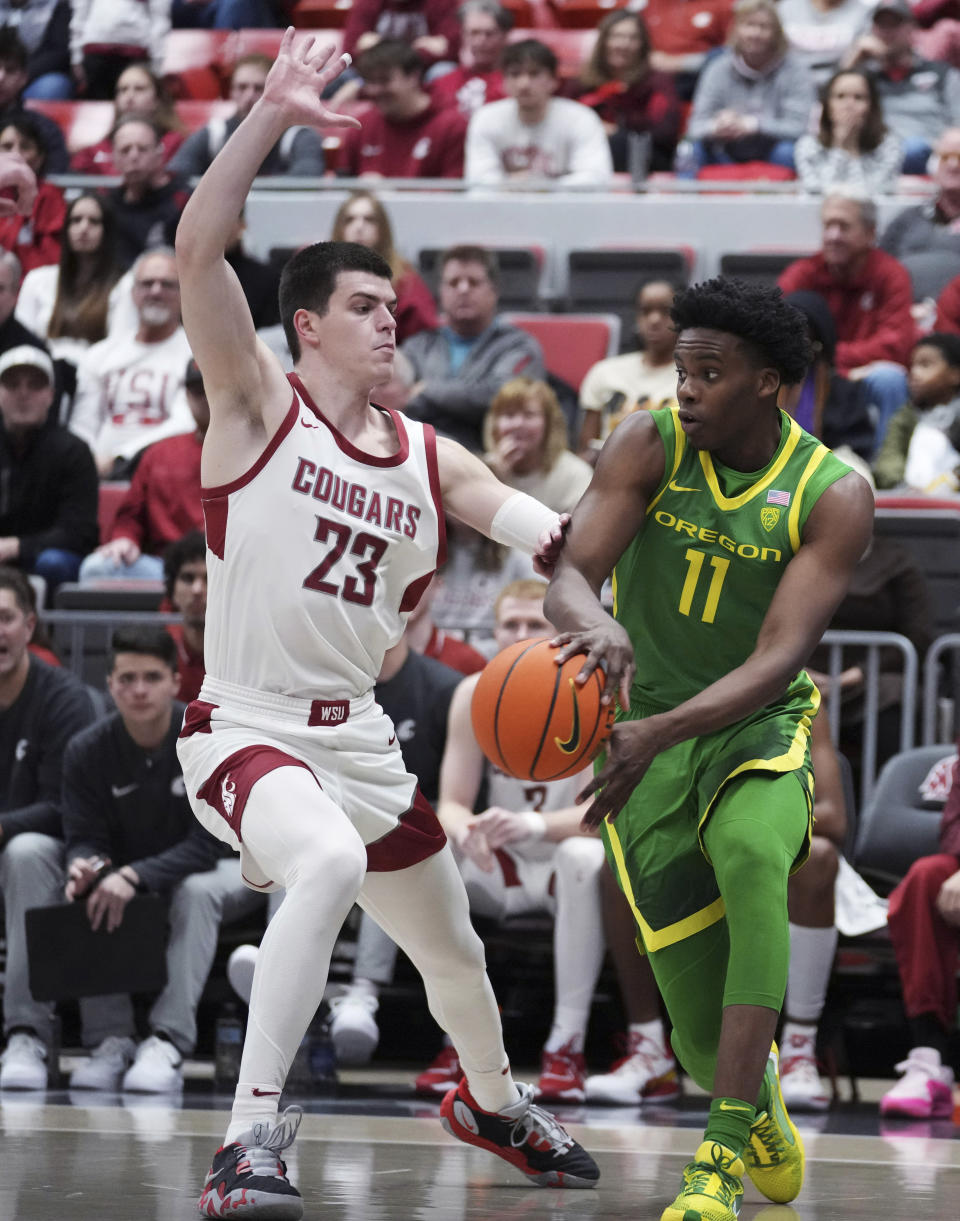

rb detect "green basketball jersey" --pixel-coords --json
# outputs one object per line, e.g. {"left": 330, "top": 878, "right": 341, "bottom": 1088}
{"left": 613, "top": 408, "right": 852, "bottom": 713}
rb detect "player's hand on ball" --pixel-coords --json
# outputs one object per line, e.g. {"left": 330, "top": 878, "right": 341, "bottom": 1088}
{"left": 577, "top": 719, "right": 665, "bottom": 827}
{"left": 261, "top": 27, "right": 362, "bottom": 130}
{"left": 551, "top": 619, "right": 634, "bottom": 709}
{"left": 532, "top": 513, "right": 570, "bottom": 578}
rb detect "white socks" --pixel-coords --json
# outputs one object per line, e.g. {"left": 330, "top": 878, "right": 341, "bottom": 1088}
{"left": 785, "top": 923, "right": 838, "bottom": 1024}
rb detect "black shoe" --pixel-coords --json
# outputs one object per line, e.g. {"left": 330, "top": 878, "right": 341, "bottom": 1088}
{"left": 198, "top": 1106, "right": 303, "bottom": 1218}
{"left": 440, "top": 1079, "right": 600, "bottom": 1188}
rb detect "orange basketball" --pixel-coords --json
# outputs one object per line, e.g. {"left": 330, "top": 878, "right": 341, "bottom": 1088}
{"left": 470, "top": 637, "right": 615, "bottom": 782}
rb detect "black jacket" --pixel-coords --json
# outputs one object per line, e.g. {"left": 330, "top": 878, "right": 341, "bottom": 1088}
{"left": 102, "top": 175, "right": 192, "bottom": 270}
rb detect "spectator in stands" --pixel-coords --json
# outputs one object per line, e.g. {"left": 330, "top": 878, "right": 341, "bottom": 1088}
{"left": 778, "top": 189, "right": 915, "bottom": 451}
{"left": 0, "top": 345, "right": 97, "bottom": 588}
{"left": 330, "top": 192, "right": 436, "bottom": 344}
{"left": 401, "top": 243, "right": 545, "bottom": 452}
{"left": 0, "top": 0, "right": 72, "bottom": 100}
{"left": 70, "top": 0, "right": 169, "bottom": 100}
{"left": 101, "top": 117, "right": 191, "bottom": 271}
{"left": 843, "top": 0, "right": 960, "bottom": 173}
{"left": 683, "top": 0, "right": 815, "bottom": 174}
{"left": 0, "top": 115, "right": 64, "bottom": 276}
{"left": 62, "top": 626, "right": 223, "bottom": 1094}
{"left": 403, "top": 570, "right": 487, "bottom": 674}
{"left": 936, "top": 264, "right": 960, "bottom": 333}
{"left": 642, "top": 0, "right": 735, "bottom": 101}
{"left": 70, "top": 248, "right": 194, "bottom": 477}
{"left": 163, "top": 530, "right": 205, "bottom": 703}
{"left": 0, "top": 252, "right": 45, "bottom": 357}
{"left": 71, "top": 62, "right": 185, "bottom": 175}
{"left": 220, "top": 208, "right": 281, "bottom": 331}
{"left": 795, "top": 68, "right": 902, "bottom": 194}
{"left": 430, "top": 0, "right": 508, "bottom": 119}
{"left": 483, "top": 378, "right": 591, "bottom": 515}
{"left": 873, "top": 332, "right": 960, "bottom": 491}
{"left": 339, "top": 40, "right": 467, "bottom": 179}
{"left": 779, "top": 0, "right": 873, "bottom": 85}
{"left": 170, "top": 54, "right": 325, "bottom": 179}
{"left": 465, "top": 39, "right": 613, "bottom": 186}
{"left": 342, "top": 0, "right": 460, "bottom": 71}
{"left": 0, "top": 566, "right": 95, "bottom": 1090}
{"left": 882, "top": 128, "right": 960, "bottom": 267}
{"left": 0, "top": 28, "right": 67, "bottom": 171}
{"left": 566, "top": 11, "right": 681, "bottom": 174}
{"left": 577, "top": 279, "right": 678, "bottom": 457}
{"left": 14, "top": 191, "right": 123, "bottom": 366}
{"left": 80, "top": 356, "right": 205, "bottom": 579}
{"left": 880, "top": 747, "right": 960, "bottom": 1121}
{"left": 171, "top": 0, "right": 286, "bottom": 30}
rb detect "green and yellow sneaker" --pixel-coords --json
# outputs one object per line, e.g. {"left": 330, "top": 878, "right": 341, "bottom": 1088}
{"left": 744, "top": 1043, "right": 805, "bottom": 1204}
{"left": 661, "top": 1140, "right": 744, "bottom": 1221}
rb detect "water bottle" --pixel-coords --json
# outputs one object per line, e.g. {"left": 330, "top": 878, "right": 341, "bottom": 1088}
{"left": 674, "top": 139, "right": 698, "bottom": 180}
{"left": 214, "top": 1002, "right": 244, "bottom": 1090}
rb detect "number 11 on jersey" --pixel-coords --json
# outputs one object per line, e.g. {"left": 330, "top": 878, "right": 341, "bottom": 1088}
{"left": 678, "top": 548, "right": 730, "bottom": 624}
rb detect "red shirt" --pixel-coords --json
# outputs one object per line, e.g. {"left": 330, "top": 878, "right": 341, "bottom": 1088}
{"left": 936, "top": 274, "right": 960, "bottom": 336}
{"left": 0, "top": 180, "right": 65, "bottom": 274}
{"left": 167, "top": 622, "right": 205, "bottom": 703}
{"left": 423, "top": 624, "right": 486, "bottom": 675}
{"left": 343, "top": 0, "right": 460, "bottom": 63}
{"left": 642, "top": 0, "right": 735, "bottom": 57}
{"left": 340, "top": 101, "right": 466, "bottom": 178}
{"left": 431, "top": 67, "right": 505, "bottom": 118}
{"left": 778, "top": 249, "right": 917, "bottom": 375}
{"left": 110, "top": 430, "right": 203, "bottom": 554}
{"left": 70, "top": 130, "right": 185, "bottom": 176}
{"left": 394, "top": 266, "right": 438, "bottom": 343}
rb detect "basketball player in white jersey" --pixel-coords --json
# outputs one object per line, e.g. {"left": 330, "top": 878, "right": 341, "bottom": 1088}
{"left": 174, "top": 29, "right": 599, "bottom": 1220}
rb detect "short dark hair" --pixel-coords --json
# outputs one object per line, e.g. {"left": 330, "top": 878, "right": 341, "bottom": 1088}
{"left": 914, "top": 331, "right": 960, "bottom": 369}
{"left": 440, "top": 244, "right": 500, "bottom": 287}
{"left": 358, "top": 39, "right": 423, "bottom": 81}
{"left": 0, "top": 564, "right": 34, "bottom": 615}
{"left": 819, "top": 69, "right": 886, "bottom": 154}
{"left": 0, "top": 28, "right": 28, "bottom": 73}
{"left": 670, "top": 277, "right": 813, "bottom": 386}
{"left": 109, "top": 626, "right": 178, "bottom": 672}
{"left": 501, "top": 38, "right": 558, "bottom": 76}
{"left": 0, "top": 113, "right": 47, "bottom": 173}
{"left": 278, "top": 240, "right": 392, "bottom": 362}
{"left": 163, "top": 530, "right": 206, "bottom": 601}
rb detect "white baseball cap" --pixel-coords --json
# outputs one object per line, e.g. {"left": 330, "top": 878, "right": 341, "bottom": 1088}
{"left": 0, "top": 345, "right": 54, "bottom": 383}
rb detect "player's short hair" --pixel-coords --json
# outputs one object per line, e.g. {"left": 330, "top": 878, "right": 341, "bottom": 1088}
{"left": 0, "top": 565, "right": 35, "bottom": 615}
{"left": 109, "top": 626, "right": 178, "bottom": 672}
{"left": 670, "top": 277, "right": 813, "bottom": 387}
{"left": 914, "top": 331, "right": 960, "bottom": 369}
{"left": 358, "top": 39, "right": 423, "bottom": 81}
{"left": 440, "top": 244, "right": 499, "bottom": 287}
{"left": 163, "top": 531, "right": 206, "bottom": 601}
{"left": 494, "top": 578, "right": 548, "bottom": 619}
{"left": 0, "top": 28, "right": 28, "bottom": 72}
{"left": 279, "top": 240, "right": 393, "bottom": 362}
{"left": 501, "top": 39, "right": 558, "bottom": 77}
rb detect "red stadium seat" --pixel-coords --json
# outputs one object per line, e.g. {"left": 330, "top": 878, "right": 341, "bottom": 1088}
{"left": 162, "top": 30, "right": 231, "bottom": 99}
{"left": 97, "top": 483, "right": 131, "bottom": 544}
{"left": 221, "top": 28, "right": 342, "bottom": 70}
{"left": 26, "top": 100, "right": 113, "bottom": 153}
{"left": 175, "top": 99, "right": 237, "bottom": 134}
{"left": 291, "top": 0, "right": 354, "bottom": 28}
{"left": 502, "top": 312, "right": 620, "bottom": 390}
{"left": 546, "top": 0, "right": 628, "bottom": 29}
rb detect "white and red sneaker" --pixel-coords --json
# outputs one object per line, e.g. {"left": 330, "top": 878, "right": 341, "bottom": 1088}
{"left": 415, "top": 1044, "right": 464, "bottom": 1097}
{"left": 779, "top": 1028, "right": 830, "bottom": 1112}
{"left": 536, "top": 1040, "right": 586, "bottom": 1103}
{"left": 880, "top": 1047, "right": 954, "bottom": 1120}
{"left": 585, "top": 1031, "right": 680, "bottom": 1105}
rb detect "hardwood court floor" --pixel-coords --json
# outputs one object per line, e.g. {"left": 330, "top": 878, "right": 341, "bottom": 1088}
{"left": 0, "top": 1083, "right": 957, "bottom": 1221}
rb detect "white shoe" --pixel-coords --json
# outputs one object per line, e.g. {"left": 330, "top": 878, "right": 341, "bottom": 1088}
{"left": 584, "top": 1032, "right": 680, "bottom": 1105}
{"left": 329, "top": 992, "right": 379, "bottom": 1066}
{"left": 70, "top": 1036, "right": 137, "bottom": 1091}
{"left": 880, "top": 1047, "right": 955, "bottom": 1120}
{"left": 779, "top": 1029, "right": 830, "bottom": 1111}
{"left": 227, "top": 944, "right": 258, "bottom": 1006}
{"left": 0, "top": 1031, "right": 48, "bottom": 1090}
{"left": 122, "top": 1035, "right": 183, "bottom": 1093}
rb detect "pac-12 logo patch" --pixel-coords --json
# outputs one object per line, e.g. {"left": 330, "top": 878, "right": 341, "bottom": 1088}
{"left": 760, "top": 506, "right": 780, "bottom": 531}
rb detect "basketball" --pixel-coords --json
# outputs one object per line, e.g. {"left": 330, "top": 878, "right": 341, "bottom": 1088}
{"left": 470, "top": 637, "right": 615, "bottom": 782}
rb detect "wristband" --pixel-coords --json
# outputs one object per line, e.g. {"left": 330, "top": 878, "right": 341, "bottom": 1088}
{"left": 515, "top": 812, "right": 548, "bottom": 843}
{"left": 489, "top": 492, "right": 559, "bottom": 554}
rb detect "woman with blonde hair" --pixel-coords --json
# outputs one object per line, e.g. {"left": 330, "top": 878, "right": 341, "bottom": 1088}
{"left": 483, "top": 377, "right": 592, "bottom": 515}
{"left": 71, "top": 62, "right": 185, "bottom": 175}
{"left": 683, "top": 0, "right": 815, "bottom": 173}
{"left": 330, "top": 191, "right": 438, "bottom": 343}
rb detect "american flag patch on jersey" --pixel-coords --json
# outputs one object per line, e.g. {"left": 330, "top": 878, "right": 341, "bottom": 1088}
{"left": 766, "top": 489, "right": 791, "bottom": 506}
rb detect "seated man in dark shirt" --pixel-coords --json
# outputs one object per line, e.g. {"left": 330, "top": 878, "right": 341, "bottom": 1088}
{"left": 102, "top": 117, "right": 191, "bottom": 270}
{"left": 0, "top": 566, "right": 95, "bottom": 1090}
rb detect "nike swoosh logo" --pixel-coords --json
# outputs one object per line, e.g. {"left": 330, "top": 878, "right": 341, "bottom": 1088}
{"left": 251, "top": 1088, "right": 280, "bottom": 1097}
{"left": 300, "top": 418, "right": 320, "bottom": 429}
{"left": 387, "top": 734, "right": 396, "bottom": 746}
{"left": 668, "top": 478, "right": 699, "bottom": 493}
{"left": 555, "top": 678, "right": 581, "bottom": 755}
{"left": 111, "top": 783, "right": 138, "bottom": 798}
{"left": 718, "top": 1101, "right": 751, "bottom": 1113}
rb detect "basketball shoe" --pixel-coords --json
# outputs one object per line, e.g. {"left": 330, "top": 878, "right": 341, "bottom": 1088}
{"left": 779, "top": 1024, "right": 830, "bottom": 1112}
{"left": 743, "top": 1044, "right": 805, "bottom": 1204}
{"left": 585, "top": 1031, "right": 680, "bottom": 1105}
{"left": 879, "top": 1047, "right": 955, "bottom": 1119}
{"left": 661, "top": 1140, "right": 744, "bottom": 1221}
{"left": 440, "top": 1079, "right": 600, "bottom": 1187}
{"left": 198, "top": 1106, "right": 303, "bottom": 1219}
{"left": 537, "top": 1039, "right": 587, "bottom": 1103}
{"left": 328, "top": 992, "right": 379, "bottom": 1066}
{"left": 415, "top": 1043, "right": 464, "bottom": 1097}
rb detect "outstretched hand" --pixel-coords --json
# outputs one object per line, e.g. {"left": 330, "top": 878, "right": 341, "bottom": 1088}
{"left": 261, "top": 27, "right": 363, "bottom": 131}
{"left": 0, "top": 154, "right": 36, "bottom": 218}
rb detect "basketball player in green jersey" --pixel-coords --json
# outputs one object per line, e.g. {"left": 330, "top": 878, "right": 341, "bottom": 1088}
{"left": 544, "top": 278, "right": 874, "bottom": 1221}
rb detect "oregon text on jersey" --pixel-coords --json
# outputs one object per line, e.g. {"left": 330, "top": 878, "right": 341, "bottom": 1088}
{"left": 651, "top": 510, "right": 783, "bottom": 563}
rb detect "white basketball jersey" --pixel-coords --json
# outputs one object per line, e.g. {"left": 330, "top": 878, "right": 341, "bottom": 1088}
{"left": 485, "top": 764, "right": 582, "bottom": 863}
{"left": 202, "top": 375, "right": 445, "bottom": 700}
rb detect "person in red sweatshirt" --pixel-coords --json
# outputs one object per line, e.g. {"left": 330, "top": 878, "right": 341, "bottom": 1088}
{"left": 778, "top": 188, "right": 915, "bottom": 452}
{"left": 78, "top": 357, "right": 206, "bottom": 582}
{"left": 430, "top": 0, "right": 509, "bottom": 120}
{"left": 342, "top": 0, "right": 460, "bottom": 69}
{"left": 339, "top": 39, "right": 467, "bottom": 179}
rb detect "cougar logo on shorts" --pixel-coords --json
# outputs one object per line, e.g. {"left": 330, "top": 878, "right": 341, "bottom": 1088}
{"left": 555, "top": 679, "right": 581, "bottom": 755}
{"left": 221, "top": 776, "right": 237, "bottom": 818}
{"left": 453, "top": 1098, "right": 480, "bottom": 1134}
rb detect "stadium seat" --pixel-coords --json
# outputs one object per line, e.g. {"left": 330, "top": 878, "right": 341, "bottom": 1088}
{"left": 718, "top": 250, "right": 808, "bottom": 286}
{"left": 546, "top": 0, "right": 628, "bottom": 29}
{"left": 900, "top": 250, "right": 960, "bottom": 303}
{"left": 291, "top": 0, "right": 354, "bottom": 28}
{"left": 418, "top": 245, "right": 546, "bottom": 311}
{"left": 176, "top": 99, "right": 237, "bottom": 134}
{"left": 566, "top": 246, "right": 694, "bottom": 344}
{"left": 162, "top": 30, "right": 230, "bottom": 99}
{"left": 25, "top": 100, "right": 112, "bottom": 154}
{"left": 697, "top": 162, "right": 795, "bottom": 182}
{"left": 502, "top": 311, "right": 620, "bottom": 390}
{"left": 97, "top": 482, "right": 131, "bottom": 544}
